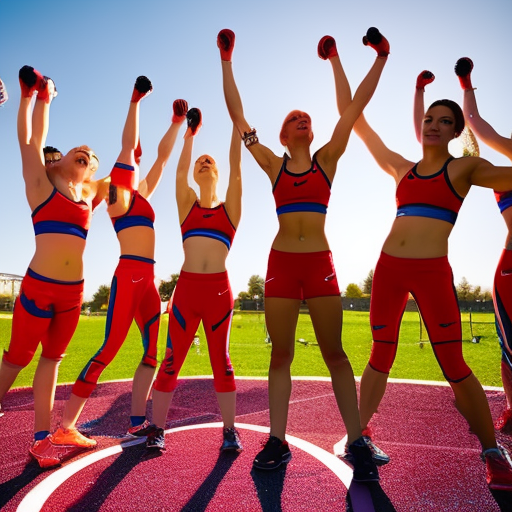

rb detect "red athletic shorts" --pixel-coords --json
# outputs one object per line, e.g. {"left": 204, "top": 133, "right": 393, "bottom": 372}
{"left": 3, "top": 269, "right": 83, "bottom": 367}
{"left": 264, "top": 249, "right": 340, "bottom": 300}
{"left": 369, "top": 252, "right": 471, "bottom": 383}
{"left": 494, "top": 248, "right": 512, "bottom": 370}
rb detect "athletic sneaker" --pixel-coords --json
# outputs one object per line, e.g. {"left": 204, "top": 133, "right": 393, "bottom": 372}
{"left": 126, "top": 419, "right": 154, "bottom": 438}
{"left": 345, "top": 436, "right": 380, "bottom": 482}
{"left": 146, "top": 427, "right": 166, "bottom": 450}
{"left": 484, "top": 444, "right": 512, "bottom": 491}
{"left": 29, "top": 436, "right": 62, "bottom": 468}
{"left": 253, "top": 435, "right": 291, "bottom": 470}
{"left": 220, "top": 427, "right": 243, "bottom": 452}
{"left": 50, "top": 427, "right": 97, "bottom": 449}
{"left": 495, "top": 409, "right": 512, "bottom": 435}
{"left": 339, "top": 435, "right": 390, "bottom": 466}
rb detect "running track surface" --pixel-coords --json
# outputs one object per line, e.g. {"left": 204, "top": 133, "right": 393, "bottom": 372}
{"left": 1, "top": 378, "right": 511, "bottom": 512}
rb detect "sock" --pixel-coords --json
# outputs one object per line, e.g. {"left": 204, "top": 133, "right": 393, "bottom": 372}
{"left": 130, "top": 415, "right": 146, "bottom": 427}
{"left": 34, "top": 430, "right": 50, "bottom": 441}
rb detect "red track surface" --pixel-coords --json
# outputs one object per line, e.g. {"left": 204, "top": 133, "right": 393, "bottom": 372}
{"left": 0, "top": 378, "right": 511, "bottom": 511}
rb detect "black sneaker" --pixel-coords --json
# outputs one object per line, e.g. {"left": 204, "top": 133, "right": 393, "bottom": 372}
{"left": 346, "top": 436, "right": 380, "bottom": 482}
{"left": 253, "top": 435, "right": 291, "bottom": 470}
{"left": 339, "top": 435, "right": 390, "bottom": 466}
{"left": 221, "top": 427, "right": 243, "bottom": 452}
{"left": 146, "top": 427, "right": 165, "bottom": 450}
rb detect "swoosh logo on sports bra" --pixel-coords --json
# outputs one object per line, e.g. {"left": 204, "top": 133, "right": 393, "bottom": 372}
{"left": 203, "top": 214, "right": 214, "bottom": 218}
{"left": 294, "top": 180, "right": 308, "bottom": 187}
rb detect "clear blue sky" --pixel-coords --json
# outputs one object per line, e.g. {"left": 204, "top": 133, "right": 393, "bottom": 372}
{"left": 1, "top": 0, "right": 511, "bottom": 300}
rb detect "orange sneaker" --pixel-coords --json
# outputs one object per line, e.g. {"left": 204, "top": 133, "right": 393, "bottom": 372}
{"left": 51, "top": 427, "right": 97, "bottom": 449}
{"left": 29, "top": 437, "right": 61, "bottom": 468}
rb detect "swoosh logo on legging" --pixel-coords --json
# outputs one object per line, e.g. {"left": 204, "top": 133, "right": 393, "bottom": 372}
{"left": 372, "top": 325, "right": 386, "bottom": 330}
{"left": 440, "top": 321, "right": 456, "bottom": 328}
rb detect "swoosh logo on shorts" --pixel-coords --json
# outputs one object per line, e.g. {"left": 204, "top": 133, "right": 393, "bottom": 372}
{"left": 501, "top": 269, "right": 512, "bottom": 277}
{"left": 440, "top": 321, "right": 456, "bottom": 328}
{"left": 218, "top": 289, "right": 229, "bottom": 296}
{"left": 372, "top": 325, "right": 386, "bottom": 330}
{"left": 132, "top": 277, "right": 144, "bottom": 283}
{"left": 265, "top": 277, "right": 275, "bottom": 284}
{"left": 294, "top": 180, "right": 308, "bottom": 187}
{"left": 324, "top": 273, "right": 336, "bottom": 281}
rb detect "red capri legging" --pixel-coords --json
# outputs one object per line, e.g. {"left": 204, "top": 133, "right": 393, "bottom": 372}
{"left": 264, "top": 249, "right": 340, "bottom": 300}
{"left": 154, "top": 271, "right": 235, "bottom": 393}
{"left": 3, "top": 269, "right": 83, "bottom": 367}
{"left": 72, "top": 256, "right": 160, "bottom": 398}
{"left": 369, "top": 252, "right": 472, "bottom": 383}
{"left": 493, "top": 249, "right": 512, "bottom": 374}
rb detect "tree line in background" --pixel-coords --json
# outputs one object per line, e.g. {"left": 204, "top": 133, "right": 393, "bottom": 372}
{"left": 82, "top": 270, "right": 492, "bottom": 312}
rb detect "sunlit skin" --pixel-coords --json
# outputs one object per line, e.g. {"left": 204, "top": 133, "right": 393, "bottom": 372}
{"left": 220, "top": 33, "right": 388, "bottom": 447}
{"left": 349, "top": 90, "right": 512, "bottom": 453}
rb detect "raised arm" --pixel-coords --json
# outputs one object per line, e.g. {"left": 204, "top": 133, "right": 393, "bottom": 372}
{"left": 175, "top": 108, "right": 201, "bottom": 221}
{"left": 218, "top": 29, "right": 282, "bottom": 178}
{"left": 413, "top": 70, "right": 435, "bottom": 143}
{"left": 139, "top": 99, "right": 188, "bottom": 199}
{"left": 224, "top": 124, "right": 242, "bottom": 228}
{"left": 316, "top": 28, "right": 389, "bottom": 169}
{"left": 17, "top": 66, "right": 55, "bottom": 206}
{"left": 455, "top": 58, "right": 512, "bottom": 160}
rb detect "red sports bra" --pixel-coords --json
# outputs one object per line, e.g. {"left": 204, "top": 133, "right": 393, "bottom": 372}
{"left": 111, "top": 191, "right": 155, "bottom": 233}
{"left": 32, "top": 188, "right": 91, "bottom": 239}
{"left": 272, "top": 152, "right": 331, "bottom": 215}
{"left": 395, "top": 157, "right": 463, "bottom": 225}
{"left": 181, "top": 201, "right": 236, "bottom": 250}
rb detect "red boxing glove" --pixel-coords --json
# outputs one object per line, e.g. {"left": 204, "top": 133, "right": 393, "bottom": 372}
{"left": 454, "top": 57, "right": 474, "bottom": 90}
{"left": 362, "top": 27, "right": 390, "bottom": 57}
{"left": 416, "top": 70, "right": 435, "bottom": 90}
{"left": 37, "top": 77, "right": 57, "bottom": 103}
{"left": 131, "top": 76, "right": 153, "bottom": 103}
{"left": 19, "top": 65, "right": 44, "bottom": 98}
{"left": 217, "top": 29, "right": 235, "bottom": 62}
{"left": 172, "top": 99, "right": 188, "bottom": 123}
{"left": 318, "top": 36, "right": 338, "bottom": 60}
{"left": 186, "top": 108, "right": 202, "bottom": 136}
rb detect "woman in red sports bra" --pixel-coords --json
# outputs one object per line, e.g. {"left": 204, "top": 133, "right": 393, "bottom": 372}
{"left": 453, "top": 58, "right": 512, "bottom": 437}
{"left": 330, "top": 59, "right": 512, "bottom": 489}
{"left": 50, "top": 78, "right": 188, "bottom": 459}
{"left": 146, "top": 109, "right": 243, "bottom": 452}
{"left": 0, "top": 66, "right": 105, "bottom": 468}
{"left": 218, "top": 28, "right": 389, "bottom": 480}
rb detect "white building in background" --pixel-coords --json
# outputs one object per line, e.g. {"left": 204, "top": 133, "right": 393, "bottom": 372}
{"left": 0, "top": 273, "right": 23, "bottom": 311}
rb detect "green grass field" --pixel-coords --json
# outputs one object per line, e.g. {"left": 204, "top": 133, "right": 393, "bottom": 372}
{"left": 0, "top": 310, "right": 502, "bottom": 389}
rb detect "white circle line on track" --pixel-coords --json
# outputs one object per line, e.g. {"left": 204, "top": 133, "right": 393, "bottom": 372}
{"left": 17, "top": 422, "right": 354, "bottom": 512}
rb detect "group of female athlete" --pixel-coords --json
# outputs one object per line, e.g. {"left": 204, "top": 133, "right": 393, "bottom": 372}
{"left": 1, "top": 26, "right": 512, "bottom": 493}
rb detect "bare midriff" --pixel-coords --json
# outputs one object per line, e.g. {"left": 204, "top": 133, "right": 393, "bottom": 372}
{"left": 117, "top": 226, "right": 155, "bottom": 260}
{"left": 382, "top": 216, "right": 453, "bottom": 259}
{"left": 271, "top": 211, "right": 329, "bottom": 253}
{"left": 182, "top": 237, "right": 229, "bottom": 273}
{"left": 30, "top": 234, "right": 86, "bottom": 281}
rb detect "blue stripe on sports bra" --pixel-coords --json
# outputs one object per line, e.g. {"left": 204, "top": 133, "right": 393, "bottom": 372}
{"left": 396, "top": 204, "right": 458, "bottom": 224}
{"left": 114, "top": 216, "right": 154, "bottom": 233}
{"left": 182, "top": 228, "right": 232, "bottom": 250}
{"left": 276, "top": 202, "right": 327, "bottom": 216}
{"left": 498, "top": 195, "right": 512, "bottom": 213}
{"left": 34, "top": 220, "right": 88, "bottom": 239}
{"left": 114, "top": 162, "right": 135, "bottom": 171}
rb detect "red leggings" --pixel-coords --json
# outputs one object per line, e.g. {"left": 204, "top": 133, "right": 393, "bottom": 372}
{"left": 369, "top": 252, "right": 472, "bottom": 383}
{"left": 494, "top": 249, "right": 512, "bottom": 375}
{"left": 154, "top": 271, "right": 236, "bottom": 393}
{"left": 72, "top": 256, "right": 160, "bottom": 398}
{"left": 3, "top": 269, "right": 83, "bottom": 367}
